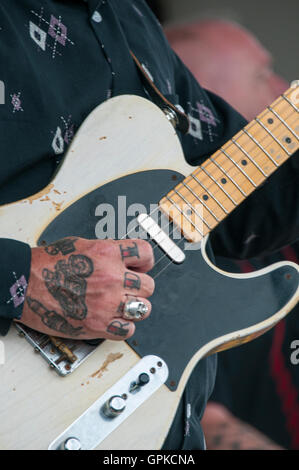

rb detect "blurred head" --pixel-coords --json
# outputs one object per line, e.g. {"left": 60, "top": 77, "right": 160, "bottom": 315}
{"left": 165, "top": 20, "right": 288, "bottom": 121}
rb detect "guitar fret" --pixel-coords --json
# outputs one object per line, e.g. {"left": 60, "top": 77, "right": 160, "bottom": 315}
{"left": 231, "top": 137, "right": 268, "bottom": 177}
{"left": 199, "top": 165, "right": 238, "bottom": 206}
{"left": 173, "top": 188, "right": 212, "bottom": 230}
{"left": 166, "top": 195, "right": 204, "bottom": 238}
{"left": 268, "top": 106, "right": 299, "bottom": 140}
{"left": 255, "top": 117, "right": 291, "bottom": 156}
{"left": 242, "top": 128, "right": 279, "bottom": 167}
{"left": 210, "top": 156, "right": 247, "bottom": 196}
{"left": 190, "top": 174, "right": 228, "bottom": 214}
{"left": 220, "top": 147, "right": 257, "bottom": 187}
{"left": 214, "top": 141, "right": 265, "bottom": 189}
{"left": 181, "top": 181, "right": 220, "bottom": 223}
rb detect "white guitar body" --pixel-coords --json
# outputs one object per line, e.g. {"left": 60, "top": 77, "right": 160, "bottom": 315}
{"left": 0, "top": 96, "right": 298, "bottom": 450}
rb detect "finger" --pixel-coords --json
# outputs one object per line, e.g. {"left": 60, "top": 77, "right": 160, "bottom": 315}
{"left": 122, "top": 270, "right": 155, "bottom": 297}
{"left": 115, "top": 239, "right": 154, "bottom": 272}
{"left": 105, "top": 318, "right": 135, "bottom": 341}
{"left": 116, "top": 295, "right": 152, "bottom": 322}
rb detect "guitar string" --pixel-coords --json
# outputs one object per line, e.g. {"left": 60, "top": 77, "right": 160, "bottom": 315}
{"left": 152, "top": 236, "right": 189, "bottom": 280}
{"left": 187, "top": 99, "right": 297, "bottom": 203}
{"left": 147, "top": 96, "right": 297, "bottom": 280}
{"left": 121, "top": 97, "right": 298, "bottom": 263}
{"left": 169, "top": 98, "right": 298, "bottom": 215}
{"left": 122, "top": 146, "right": 296, "bottom": 273}
{"left": 171, "top": 97, "right": 297, "bottom": 215}
{"left": 121, "top": 97, "right": 296, "bottom": 250}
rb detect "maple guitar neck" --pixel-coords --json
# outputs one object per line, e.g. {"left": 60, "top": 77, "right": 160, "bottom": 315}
{"left": 160, "top": 83, "right": 299, "bottom": 243}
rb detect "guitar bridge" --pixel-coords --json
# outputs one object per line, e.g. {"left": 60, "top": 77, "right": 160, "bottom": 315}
{"left": 14, "top": 323, "right": 102, "bottom": 376}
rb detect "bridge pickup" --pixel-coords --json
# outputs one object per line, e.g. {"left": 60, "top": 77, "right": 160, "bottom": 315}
{"left": 137, "top": 213, "right": 185, "bottom": 264}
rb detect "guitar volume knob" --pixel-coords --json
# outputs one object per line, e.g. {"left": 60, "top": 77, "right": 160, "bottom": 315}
{"left": 102, "top": 395, "right": 126, "bottom": 419}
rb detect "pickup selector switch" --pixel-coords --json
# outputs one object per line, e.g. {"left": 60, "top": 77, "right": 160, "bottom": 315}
{"left": 102, "top": 395, "right": 126, "bottom": 419}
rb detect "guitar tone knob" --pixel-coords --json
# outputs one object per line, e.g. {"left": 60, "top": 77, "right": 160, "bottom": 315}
{"left": 102, "top": 395, "right": 126, "bottom": 419}
{"left": 61, "top": 437, "right": 82, "bottom": 450}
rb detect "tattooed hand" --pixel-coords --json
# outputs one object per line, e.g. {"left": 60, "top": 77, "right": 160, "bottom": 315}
{"left": 18, "top": 237, "right": 154, "bottom": 340}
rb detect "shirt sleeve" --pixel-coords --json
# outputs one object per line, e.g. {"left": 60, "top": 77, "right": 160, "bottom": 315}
{"left": 0, "top": 239, "right": 31, "bottom": 335}
{"left": 170, "top": 52, "right": 299, "bottom": 259}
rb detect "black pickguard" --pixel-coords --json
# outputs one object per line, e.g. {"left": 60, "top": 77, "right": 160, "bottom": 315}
{"left": 38, "top": 170, "right": 298, "bottom": 390}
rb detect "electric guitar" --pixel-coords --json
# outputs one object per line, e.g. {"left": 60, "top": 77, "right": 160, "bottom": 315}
{"left": 0, "top": 83, "right": 298, "bottom": 450}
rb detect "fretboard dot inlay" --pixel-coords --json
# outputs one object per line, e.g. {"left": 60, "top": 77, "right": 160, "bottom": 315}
{"left": 221, "top": 178, "right": 227, "bottom": 184}
{"left": 241, "top": 159, "right": 247, "bottom": 166}
{"left": 285, "top": 137, "right": 292, "bottom": 144}
{"left": 203, "top": 195, "right": 209, "bottom": 201}
{"left": 268, "top": 118, "right": 274, "bottom": 124}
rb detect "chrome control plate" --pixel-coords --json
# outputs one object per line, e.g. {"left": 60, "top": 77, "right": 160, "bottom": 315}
{"left": 48, "top": 355, "right": 168, "bottom": 450}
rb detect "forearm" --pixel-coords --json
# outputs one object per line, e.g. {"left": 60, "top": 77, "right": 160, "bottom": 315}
{"left": 201, "top": 402, "right": 284, "bottom": 450}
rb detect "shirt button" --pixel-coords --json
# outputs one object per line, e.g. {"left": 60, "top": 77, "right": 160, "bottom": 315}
{"left": 92, "top": 11, "right": 102, "bottom": 23}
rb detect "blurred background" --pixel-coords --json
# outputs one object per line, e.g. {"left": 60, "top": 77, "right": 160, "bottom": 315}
{"left": 147, "top": 0, "right": 298, "bottom": 82}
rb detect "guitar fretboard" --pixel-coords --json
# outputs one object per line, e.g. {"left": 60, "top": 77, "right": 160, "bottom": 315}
{"left": 159, "top": 84, "right": 299, "bottom": 243}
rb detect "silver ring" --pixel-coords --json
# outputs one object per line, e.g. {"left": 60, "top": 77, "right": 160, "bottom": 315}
{"left": 123, "top": 300, "right": 148, "bottom": 320}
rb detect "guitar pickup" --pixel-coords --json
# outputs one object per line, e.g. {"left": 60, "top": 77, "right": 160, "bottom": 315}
{"left": 137, "top": 213, "right": 185, "bottom": 264}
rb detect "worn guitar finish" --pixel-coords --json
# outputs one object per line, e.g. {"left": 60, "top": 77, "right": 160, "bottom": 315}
{"left": 0, "top": 94, "right": 298, "bottom": 450}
